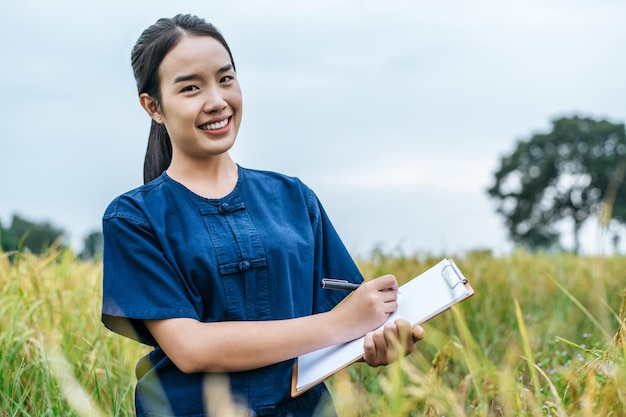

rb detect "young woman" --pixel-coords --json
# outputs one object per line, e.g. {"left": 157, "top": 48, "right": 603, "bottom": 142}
{"left": 101, "top": 14, "right": 424, "bottom": 417}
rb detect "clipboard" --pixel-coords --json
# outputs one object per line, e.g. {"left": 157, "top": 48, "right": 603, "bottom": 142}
{"left": 291, "top": 258, "right": 474, "bottom": 397}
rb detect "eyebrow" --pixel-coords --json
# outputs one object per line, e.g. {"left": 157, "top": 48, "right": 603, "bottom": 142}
{"left": 173, "top": 64, "right": 234, "bottom": 84}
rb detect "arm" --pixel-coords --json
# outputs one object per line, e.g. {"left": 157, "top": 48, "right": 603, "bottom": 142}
{"left": 145, "top": 274, "right": 400, "bottom": 373}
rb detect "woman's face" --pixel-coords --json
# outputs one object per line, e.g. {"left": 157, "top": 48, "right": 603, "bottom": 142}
{"left": 148, "top": 35, "right": 242, "bottom": 162}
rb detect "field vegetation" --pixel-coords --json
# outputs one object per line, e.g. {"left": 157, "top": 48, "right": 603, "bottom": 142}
{"left": 1, "top": 247, "right": 625, "bottom": 416}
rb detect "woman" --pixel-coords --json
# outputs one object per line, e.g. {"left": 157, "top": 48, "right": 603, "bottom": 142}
{"left": 102, "top": 14, "right": 424, "bottom": 417}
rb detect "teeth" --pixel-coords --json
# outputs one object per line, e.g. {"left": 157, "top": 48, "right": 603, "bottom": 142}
{"left": 200, "top": 119, "right": 229, "bottom": 130}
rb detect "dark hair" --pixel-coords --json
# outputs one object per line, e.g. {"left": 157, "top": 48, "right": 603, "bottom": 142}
{"left": 131, "top": 14, "right": 236, "bottom": 183}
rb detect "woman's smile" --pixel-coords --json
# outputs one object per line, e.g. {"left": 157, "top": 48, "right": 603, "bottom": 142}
{"left": 198, "top": 116, "right": 232, "bottom": 135}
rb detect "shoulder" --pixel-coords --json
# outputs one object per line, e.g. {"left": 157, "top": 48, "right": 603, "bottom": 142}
{"left": 240, "top": 166, "right": 323, "bottom": 218}
{"left": 103, "top": 174, "right": 171, "bottom": 224}
{"left": 241, "top": 166, "right": 303, "bottom": 184}
{"left": 240, "top": 166, "right": 313, "bottom": 195}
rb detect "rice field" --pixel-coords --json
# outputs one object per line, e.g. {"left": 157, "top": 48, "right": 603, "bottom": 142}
{"left": 1, "top": 247, "right": 625, "bottom": 416}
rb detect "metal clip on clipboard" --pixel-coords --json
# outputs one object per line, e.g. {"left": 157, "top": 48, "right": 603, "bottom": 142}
{"left": 442, "top": 262, "right": 469, "bottom": 289}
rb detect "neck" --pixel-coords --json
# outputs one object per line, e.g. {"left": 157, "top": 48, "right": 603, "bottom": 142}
{"left": 167, "top": 154, "right": 239, "bottom": 199}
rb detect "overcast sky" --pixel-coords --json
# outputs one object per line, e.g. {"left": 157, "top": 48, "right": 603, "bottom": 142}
{"left": 2, "top": 0, "right": 625, "bottom": 257}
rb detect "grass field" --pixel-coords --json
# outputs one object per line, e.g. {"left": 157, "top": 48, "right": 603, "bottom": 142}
{"left": 1, "top": 247, "right": 625, "bottom": 416}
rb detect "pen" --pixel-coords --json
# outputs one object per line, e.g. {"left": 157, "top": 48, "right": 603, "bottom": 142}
{"left": 321, "top": 278, "right": 402, "bottom": 294}
{"left": 320, "top": 278, "right": 360, "bottom": 291}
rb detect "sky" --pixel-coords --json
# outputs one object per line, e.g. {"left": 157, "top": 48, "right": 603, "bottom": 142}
{"left": 1, "top": 0, "right": 626, "bottom": 257}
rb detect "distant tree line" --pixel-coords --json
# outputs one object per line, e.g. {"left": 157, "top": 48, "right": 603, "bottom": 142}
{"left": 488, "top": 115, "right": 626, "bottom": 254}
{"left": 0, "top": 214, "right": 102, "bottom": 260}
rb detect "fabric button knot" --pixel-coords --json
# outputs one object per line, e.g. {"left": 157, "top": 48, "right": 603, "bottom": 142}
{"left": 219, "top": 203, "right": 230, "bottom": 213}
{"left": 238, "top": 260, "right": 251, "bottom": 271}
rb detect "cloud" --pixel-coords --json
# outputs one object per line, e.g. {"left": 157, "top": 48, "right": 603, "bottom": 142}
{"left": 1, "top": 0, "right": 626, "bottom": 254}
{"left": 312, "top": 155, "right": 494, "bottom": 195}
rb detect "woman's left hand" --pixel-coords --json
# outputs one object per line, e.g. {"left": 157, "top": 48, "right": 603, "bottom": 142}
{"left": 363, "top": 319, "right": 425, "bottom": 367}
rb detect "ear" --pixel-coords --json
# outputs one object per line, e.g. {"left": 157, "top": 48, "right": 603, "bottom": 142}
{"left": 139, "top": 93, "right": 163, "bottom": 124}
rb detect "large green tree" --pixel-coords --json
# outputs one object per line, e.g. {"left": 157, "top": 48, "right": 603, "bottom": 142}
{"left": 487, "top": 115, "right": 626, "bottom": 253}
{"left": 1, "top": 214, "right": 67, "bottom": 254}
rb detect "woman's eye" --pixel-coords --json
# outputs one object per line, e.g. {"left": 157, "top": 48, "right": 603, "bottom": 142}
{"left": 181, "top": 85, "right": 199, "bottom": 92}
{"left": 220, "top": 75, "right": 234, "bottom": 83}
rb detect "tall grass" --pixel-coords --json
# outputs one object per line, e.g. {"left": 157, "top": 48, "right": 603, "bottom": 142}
{"left": 1, "top": 247, "right": 625, "bottom": 416}
{"left": 0, "top": 249, "right": 147, "bottom": 416}
{"left": 330, "top": 250, "right": 626, "bottom": 416}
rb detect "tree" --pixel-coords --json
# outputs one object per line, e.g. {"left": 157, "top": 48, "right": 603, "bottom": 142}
{"left": 0, "top": 220, "right": 19, "bottom": 253}
{"left": 1, "top": 214, "right": 67, "bottom": 254}
{"left": 80, "top": 230, "right": 103, "bottom": 260}
{"left": 487, "top": 115, "right": 626, "bottom": 253}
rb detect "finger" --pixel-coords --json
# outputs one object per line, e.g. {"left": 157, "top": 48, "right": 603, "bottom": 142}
{"left": 381, "top": 290, "right": 398, "bottom": 302}
{"left": 383, "top": 299, "right": 398, "bottom": 314}
{"left": 383, "top": 322, "right": 399, "bottom": 346}
{"left": 412, "top": 324, "right": 425, "bottom": 342}
{"left": 363, "top": 332, "right": 380, "bottom": 366}
{"left": 363, "top": 331, "right": 375, "bottom": 355}
{"left": 372, "top": 327, "right": 390, "bottom": 363}
{"left": 394, "top": 319, "right": 411, "bottom": 336}
{"left": 376, "top": 324, "right": 392, "bottom": 347}
{"left": 393, "top": 319, "right": 414, "bottom": 353}
{"left": 371, "top": 274, "right": 398, "bottom": 292}
{"left": 380, "top": 323, "right": 403, "bottom": 363}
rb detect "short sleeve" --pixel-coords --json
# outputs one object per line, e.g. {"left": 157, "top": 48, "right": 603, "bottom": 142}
{"left": 305, "top": 186, "right": 364, "bottom": 314}
{"left": 101, "top": 202, "right": 200, "bottom": 346}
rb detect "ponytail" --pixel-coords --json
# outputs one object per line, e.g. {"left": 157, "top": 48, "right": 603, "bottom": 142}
{"left": 143, "top": 120, "right": 172, "bottom": 184}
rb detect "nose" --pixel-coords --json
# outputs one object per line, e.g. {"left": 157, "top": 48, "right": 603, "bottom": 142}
{"left": 202, "top": 86, "right": 227, "bottom": 113}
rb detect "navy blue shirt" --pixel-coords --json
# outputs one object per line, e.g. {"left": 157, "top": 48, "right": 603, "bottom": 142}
{"left": 101, "top": 166, "right": 363, "bottom": 416}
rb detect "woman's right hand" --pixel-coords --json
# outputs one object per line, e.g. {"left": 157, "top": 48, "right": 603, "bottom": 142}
{"left": 329, "top": 274, "right": 399, "bottom": 341}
